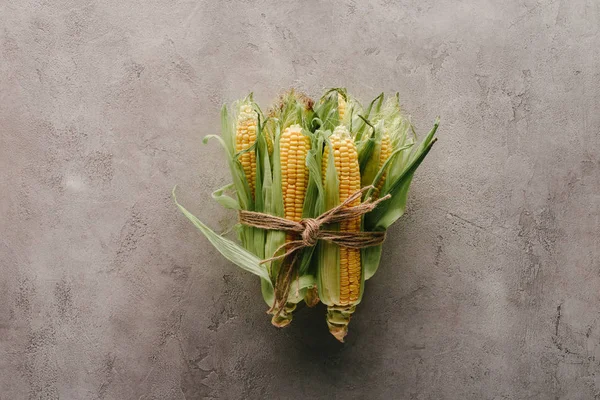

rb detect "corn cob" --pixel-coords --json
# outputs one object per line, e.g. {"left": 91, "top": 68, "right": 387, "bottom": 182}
{"left": 235, "top": 103, "right": 258, "bottom": 197}
{"left": 338, "top": 92, "right": 347, "bottom": 121}
{"left": 374, "top": 131, "right": 392, "bottom": 197}
{"left": 263, "top": 117, "right": 275, "bottom": 155}
{"left": 280, "top": 124, "right": 310, "bottom": 230}
{"left": 269, "top": 124, "right": 311, "bottom": 327}
{"left": 265, "top": 129, "right": 274, "bottom": 155}
{"left": 320, "top": 125, "right": 362, "bottom": 341}
{"left": 360, "top": 128, "right": 393, "bottom": 198}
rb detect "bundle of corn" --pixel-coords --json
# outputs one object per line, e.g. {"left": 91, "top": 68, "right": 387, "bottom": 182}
{"left": 174, "top": 88, "right": 438, "bottom": 341}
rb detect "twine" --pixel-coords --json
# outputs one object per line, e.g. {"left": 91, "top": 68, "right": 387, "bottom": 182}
{"left": 238, "top": 186, "right": 390, "bottom": 316}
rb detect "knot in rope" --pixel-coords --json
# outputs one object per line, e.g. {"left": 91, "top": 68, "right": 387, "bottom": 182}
{"left": 300, "top": 218, "right": 320, "bottom": 247}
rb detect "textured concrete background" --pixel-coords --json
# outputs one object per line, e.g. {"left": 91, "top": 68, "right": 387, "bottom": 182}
{"left": 1, "top": 0, "right": 599, "bottom": 399}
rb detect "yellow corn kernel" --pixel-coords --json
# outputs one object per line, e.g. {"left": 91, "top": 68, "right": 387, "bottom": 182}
{"left": 323, "top": 125, "right": 361, "bottom": 305}
{"left": 338, "top": 93, "right": 346, "bottom": 121}
{"left": 280, "top": 124, "right": 310, "bottom": 242}
{"left": 265, "top": 131, "right": 274, "bottom": 155}
{"left": 374, "top": 131, "right": 392, "bottom": 197}
{"left": 264, "top": 119, "right": 274, "bottom": 155}
{"left": 235, "top": 104, "right": 257, "bottom": 197}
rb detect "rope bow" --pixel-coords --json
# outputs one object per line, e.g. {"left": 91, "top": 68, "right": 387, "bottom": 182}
{"left": 239, "top": 186, "right": 390, "bottom": 264}
{"left": 239, "top": 186, "right": 390, "bottom": 316}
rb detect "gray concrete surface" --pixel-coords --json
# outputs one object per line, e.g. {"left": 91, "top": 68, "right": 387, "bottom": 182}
{"left": 1, "top": 0, "right": 599, "bottom": 399}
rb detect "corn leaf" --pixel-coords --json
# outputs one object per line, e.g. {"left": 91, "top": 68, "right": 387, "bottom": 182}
{"left": 313, "top": 91, "right": 340, "bottom": 132}
{"left": 364, "top": 143, "right": 413, "bottom": 201}
{"left": 355, "top": 92, "right": 384, "bottom": 144}
{"left": 250, "top": 112, "right": 266, "bottom": 258}
{"left": 362, "top": 244, "right": 383, "bottom": 281}
{"left": 358, "top": 137, "right": 376, "bottom": 173}
{"left": 303, "top": 131, "right": 325, "bottom": 218}
{"left": 173, "top": 187, "right": 271, "bottom": 282}
{"left": 317, "top": 135, "right": 341, "bottom": 306}
{"left": 211, "top": 183, "right": 239, "bottom": 210}
{"left": 265, "top": 123, "right": 285, "bottom": 280}
{"left": 261, "top": 278, "right": 274, "bottom": 307}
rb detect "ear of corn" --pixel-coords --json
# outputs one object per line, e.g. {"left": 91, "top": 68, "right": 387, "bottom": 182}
{"left": 375, "top": 133, "right": 392, "bottom": 194}
{"left": 265, "top": 96, "right": 318, "bottom": 325}
{"left": 263, "top": 118, "right": 275, "bottom": 155}
{"left": 270, "top": 124, "right": 312, "bottom": 326}
{"left": 361, "top": 127, "right": 393, "bottom": 199}
{"left": 263, "top": 116, "right": 287, "bottom": 310}
{"left": 318, "top": 125, "right": 362, "bottom": 342}
{"left": 281, "top": 124, "right": 310, "bottom": 225}
{"left": 338, "top": 92, "right": 347, "bottom": 122}
{"left": 236, "top": 102, "right": 258, "bottom": 198}
{"left": 360, "top": 95, "right": 416, "bottom": 201}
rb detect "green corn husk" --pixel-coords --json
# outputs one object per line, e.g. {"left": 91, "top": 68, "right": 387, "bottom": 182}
{"left": 316, "top": 129, "right": 341, "bottom": 311}
{"left": 175, "top": 88, "right": 438, "bottom": 340}
{"left": 316, "top": 127, "right": 355, "bottom": 342}
{"left": 361, "top": 95, "right": 438, "bottom": 279}
{"left": 264, "top": 90, "right": 319, "bottom": 326}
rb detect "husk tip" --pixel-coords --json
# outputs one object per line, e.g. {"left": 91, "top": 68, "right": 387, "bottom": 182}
{"left": 326, "top": 305, "right": 355, "bottom": 343}
{"left": 269, "top": 302, "right": 297, "bottom": 328}
{"left": 304, "top": 287, "right": 320, "bottom": 308}
{"left": 327, "top": 323, "right": 348, "bottom": 342}
{"left": 271, "top": 314, "right": 292, "bottom": 328}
